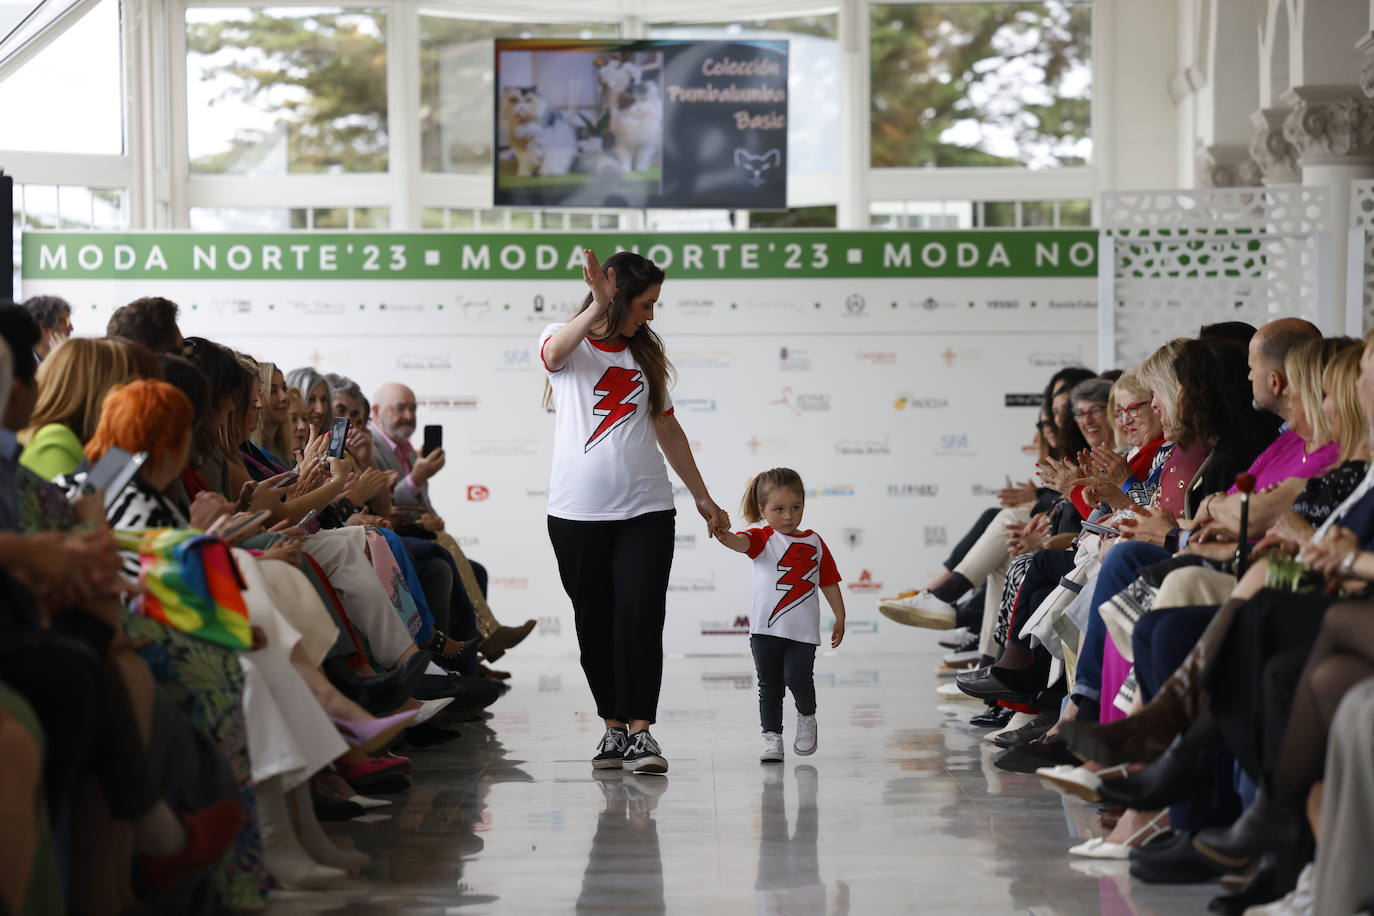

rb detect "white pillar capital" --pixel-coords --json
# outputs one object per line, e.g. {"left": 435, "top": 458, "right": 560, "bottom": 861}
{"left": 1249, "top": 107, "right": 1301, "bottom": 184}
{"left": 1196, "top": 144, "right": 1262, "bottom": 187}
{"left": 1281, "top": 85, "right": 1374, "bottom": 166}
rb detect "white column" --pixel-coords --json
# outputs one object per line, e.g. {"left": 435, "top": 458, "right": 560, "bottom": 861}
{"left": 836, "top": 0, "right": 868, "bottom": 229}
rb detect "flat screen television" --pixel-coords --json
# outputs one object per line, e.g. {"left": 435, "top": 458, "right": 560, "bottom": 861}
{"left": 494, "top": 38, "right": 788, "bottom": 210}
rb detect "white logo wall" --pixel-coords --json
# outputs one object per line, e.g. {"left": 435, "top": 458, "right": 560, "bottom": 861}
{"left": 21, "top": 230, "right": 1097, "bottom": 656}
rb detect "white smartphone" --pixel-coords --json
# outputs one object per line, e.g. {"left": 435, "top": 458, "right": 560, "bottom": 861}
{"left": 80, "top": 446, "right": 149, "bottom": 510}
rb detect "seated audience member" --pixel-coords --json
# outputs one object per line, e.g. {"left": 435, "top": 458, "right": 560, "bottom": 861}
{"left": 106, "top": 296, "right": 185, "bottom": 354}
{"left": 18, "top": 337, "right": 159, "bottom": 480}
{"left": 370, "top": 381, "right": 537, "bottom": 663}
{"left": 21, "top": 295, "right": 72, "bottom": 363}
{"left": 286, "top": 367, "right": 332, "bottom": 439}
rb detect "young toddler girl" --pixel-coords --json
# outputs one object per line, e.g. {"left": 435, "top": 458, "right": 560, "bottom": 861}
{"left": 713, "top": 468, "right": 845, "bottom": 762}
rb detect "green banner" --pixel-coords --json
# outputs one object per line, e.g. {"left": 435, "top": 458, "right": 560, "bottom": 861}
{"left": 21, "top": 229, "right": 1097, "bottom": 281}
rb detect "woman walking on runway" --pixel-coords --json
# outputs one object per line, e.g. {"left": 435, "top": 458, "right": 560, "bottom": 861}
{"left": 540, "top": 249, "right": 729, "bottom": 775}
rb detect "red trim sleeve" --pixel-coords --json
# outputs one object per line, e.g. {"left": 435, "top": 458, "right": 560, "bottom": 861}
{"left": 662, "top": 406, "right": 675, "bottom": 417}
{"left": 741, "top": 527, "right": 773, "bottom": 559}
{"left": 539, "top": 337, "right": 563, "bottom": 373}
{"left": 1070, "top": 484, "right": 1092, "bottom": 519}
{"left": 816, "top": 536, "right": 842, "bottom": 587}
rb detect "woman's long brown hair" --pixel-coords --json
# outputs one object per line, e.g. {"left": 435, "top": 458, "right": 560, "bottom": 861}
{"left": 545, "top": 251, "right": 673, "bottom": 416}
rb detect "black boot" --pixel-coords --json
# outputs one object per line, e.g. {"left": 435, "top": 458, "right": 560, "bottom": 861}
{"left": 1193, "top": 790, "right": 1304, "bottom": 866}
{"left": 1097, "top": 729, "right": 1212, "bottom": 810}
{"left": 324, "top": 649, "right": 432, "bottom": 715}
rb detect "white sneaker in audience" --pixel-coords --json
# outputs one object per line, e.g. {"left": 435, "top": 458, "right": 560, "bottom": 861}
{"left": 938, "top": 626, "right": 976, "bottom": 649}
{"left": 879, "top": 592, "right": 957, "bottom": 629}
{"left": 1244, "top": 863, "right": 1314, "bottom": 915}
{"left": 760, "top": 731, "right": 785, "bottom": 762}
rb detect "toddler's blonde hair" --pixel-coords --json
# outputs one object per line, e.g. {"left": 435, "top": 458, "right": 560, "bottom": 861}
{"left": 741, "top": 467, "right": 805, "bottom": 524}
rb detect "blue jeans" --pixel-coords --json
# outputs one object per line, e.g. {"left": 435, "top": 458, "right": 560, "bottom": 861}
{"left": 1074, "top": 540, "right": 1170, "bottom": 703}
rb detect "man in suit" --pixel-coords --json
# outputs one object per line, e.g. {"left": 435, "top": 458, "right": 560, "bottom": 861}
{"left": 370, "top": 382, "right": 535, "bottom": 667}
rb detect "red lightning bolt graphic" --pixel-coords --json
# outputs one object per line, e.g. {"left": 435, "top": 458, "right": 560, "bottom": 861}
{"left": 772, "top": 542, "right": 818, "bottom": 624}
{"left": 586, "top": 366, "right": 644, "bottom": 452}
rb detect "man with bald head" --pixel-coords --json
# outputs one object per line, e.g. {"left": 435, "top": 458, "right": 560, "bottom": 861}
{"left": 371, "top": 382, "right": 446, "bottom": 514}
{"left": 1247, "top": 316, "right": 1322, "bottom": 415}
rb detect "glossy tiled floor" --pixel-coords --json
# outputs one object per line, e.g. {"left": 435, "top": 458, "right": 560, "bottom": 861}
{"left": 267, "top": 647, "right": 1219, "bottom": 914}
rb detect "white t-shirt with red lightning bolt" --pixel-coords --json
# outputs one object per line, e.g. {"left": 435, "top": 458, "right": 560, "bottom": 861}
{"left": 740, "top": 527, "right": 842, "bottom": 645}
{"left": 540, "top": 322, "right": 676, "bottom": 521}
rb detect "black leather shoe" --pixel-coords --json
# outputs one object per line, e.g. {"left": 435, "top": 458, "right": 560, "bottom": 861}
{"left": 1129, "top": 830, "right": 1242, "bottom": 884}
{"left": 956, "top": 666, "right": 1045, "bottom": 703}
{"left": 969, "top": 706, "right": 1013, "bottom": 729}
{"left": 415, "top": 673, "right": 505, "bottom": 709}
{"left": 992, "top": 735, "right": 1079, "bottom": 774}
{"left": 1193, "top": 791, "right": 1303, "bottom": 865}
{"left": 325, "top": 650, "right": 433, "bottom": 716}
{"left": 993, "top": 708, "right": 1057, "bottom": 748}
{"left": 400, "top": 723, "right": 463, "bottom": 749}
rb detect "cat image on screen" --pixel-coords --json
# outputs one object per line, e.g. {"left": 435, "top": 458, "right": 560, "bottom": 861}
{"left": 610, "top": 80, "right": 662, "bottom": 174}
{"left": 575, "top": 130, "right": 622, "bottom": 177}
{"left": 735, "top": 148, "right": 782, "bottom": 187}
{"left": 594, "top": 55, "right": 643, "bottom": 113}
{"left": 500, "top": 86, "right": 577, "bottom": 178}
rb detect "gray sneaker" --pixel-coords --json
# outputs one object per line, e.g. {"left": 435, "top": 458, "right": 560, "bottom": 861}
{"left": 621, "top": 730, "right": 668, "bottom": 775}
{"left": 592, "top": 726, "right": 630, "bottom": 769}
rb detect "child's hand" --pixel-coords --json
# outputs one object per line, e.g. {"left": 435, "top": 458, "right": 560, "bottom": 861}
{"left": 830, "top": 618, "right": 845, "bottom": 648}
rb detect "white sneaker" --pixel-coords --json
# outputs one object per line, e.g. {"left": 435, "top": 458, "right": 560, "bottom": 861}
{"left": 938, "top": 626, "right": 976, "bottom": 649}
{"left": 879, "top": 592, "right": 957, "bottom": 629}
{"left": 985, "top": 710, "right": 1036, "bottom": 743}
{"left": 760, "top": 731, "right": 785, "bottom": 762}
{"left": 794, "top": 714, "right": 818, "bottom": 755}
{"left": 1244, "top": 863, "right": 1314, "bottom": 915}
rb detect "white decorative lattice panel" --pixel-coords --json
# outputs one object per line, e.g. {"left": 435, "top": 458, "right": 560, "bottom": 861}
{"left": 1351, "top": 180, "right": 1374, "bottom": 333}
{"left": 1101, "top": 187, "right": 1327, "bottom": 366}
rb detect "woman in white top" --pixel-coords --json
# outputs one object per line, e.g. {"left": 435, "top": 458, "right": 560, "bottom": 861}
{"left": 540, "top": 249, "right": 729, "bottom": 775}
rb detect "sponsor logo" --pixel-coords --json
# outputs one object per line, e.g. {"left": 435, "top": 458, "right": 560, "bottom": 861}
{"left": 842, "top": 527, "right": 863, "bottom": 549}
{"left": 912, "top": 296, "right": 957, "bottom": 311}
{"left": 454, "top": 297, "right": 492, "bottom": 318}
{"left": 806, "top": 484, "right": 856, "bottom": 498}
{"left": 674, "top": 297, "right": 716, "bottom": 314}
{"left": 847, "top": 569, "right": 884, "bottom": 592}
{"left": 743, "top": 298, "right": 804, "bottom": 312}
{"left": 888, "top": 483, "right": 939, "bottom": 497}
{"left": 669, "top": 574, "right": 717, "bottom": 593}
{"left": 893, "top": 393, "right": 950, "bottom": 410}
{"left": 525, "top": 487, "right": 549, "bottom": 498}
{"left": 745, "top": 434, "right": 790, "bottom": 455}
{"left": 455, "top": 535, "right": 480, "bottom": 548}
{"left": 971, "top": 483, "right": 1000, "bottom": 498}
{"left": 701, "top": 614, "right": 751, "bottom": 636}
{"left": 418, "top": 395, "right": 479, "bottom": 410}
{"left": 208, "top": 298, "right": 252, "bottom": 314}
{"left": 675, "top": 349, "right": 732, "bottom": 369}
{"left": 921, "top": 296, "right": 940, "bottom": 311}
{"left": 856, "top": 351, "right": 896, "bottom": 365}
{"left": 491, "top": 577, "right": 529, "bottom": 590}
{"left": 701, "top": 671, "right": 754, "bottom": 690}
{"left": 940, "top": 347, "right": 958, "bottom": 367}
{"left": 498, "top": 349, "right": 533, "bottom": 371}
{"left": 397, "top": 351, "right": 454, "bottom": 371}
{"left": 1028, "top": 350, "right": 1084, "bottom": 369}
{"left": 844, "top": 293, "right": 866, "bottom": 316}
{"left": 529, "top": 295, "right": 580, "bottom": 322}
{"left": 986, "top": 299, "right": 1020, "bottom": 309}
{"left": 674, "top": 533, "right": 698, "bottom": 549}
{"left": 377, "top": 301, "right": 423, "bottom": 312}
{"left": 935, "top": 433, "right": 974, "bottom": 457}
{"left": 924, "top": 526, "right": 948, "bottom": 547}
{"left": 536, "top": 615, "right": 561, "bottom": 637}
{"left": 676, "top": 397, "right": 718, "bottom": 413}
{"left": 1005, "top": 393, "right": 1044, "bottom": 407}
{"left": 466, "top": 438, "right": 537, "bottom": 457}
{"left": 466, "top": 484, "right": 490, "bottom": 501}
{"left": 1048, "top": 298, "right": 1095, "bottom": 309}
{"left": 771, "top": 387, "right": 831, "bottom": 415}
{"left": 778, "top": 346, "right": 812, "bottom": 372}
{"left": 289, "top": 300, "right": 345, "bottom": 315}
{"left": 835, "top": 437, "right": 890, "bottom": 456}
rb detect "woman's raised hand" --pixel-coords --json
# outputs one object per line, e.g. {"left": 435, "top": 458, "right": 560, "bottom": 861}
{"left": 582, "top": 249, "right": 616, "bottom": 310}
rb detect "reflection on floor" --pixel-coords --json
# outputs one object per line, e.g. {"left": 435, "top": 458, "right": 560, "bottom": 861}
{"left": 265, "top": 650, "right": 1218, "bottom": 914}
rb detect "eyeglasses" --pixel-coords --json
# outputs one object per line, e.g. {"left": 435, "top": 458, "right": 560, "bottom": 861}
{"left": 1071, "top": 405, "right": 1107, "bottom": 420}
{"left": 1113, "top": 400, "right": 1151, "bottom": 421}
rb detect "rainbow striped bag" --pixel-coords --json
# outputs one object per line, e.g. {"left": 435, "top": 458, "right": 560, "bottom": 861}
{"left": 115, "top": 528, "right": 254, "bottom": 651}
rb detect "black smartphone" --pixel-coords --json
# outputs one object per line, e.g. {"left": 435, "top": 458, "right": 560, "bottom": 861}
{"left": 422, "top": 424, "right": 442, "bottom": 458}
{"left": 1079, "top": 520, "right": 1121, "bottom": 539}
{"left": 80, "top": 446, "right": 149, "bottom": 509}
{"left": 327, "top": 416, "right": 350, "bottom": 459}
